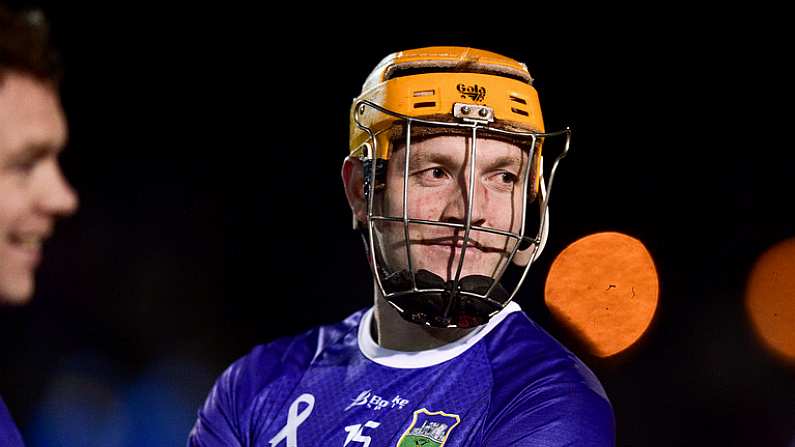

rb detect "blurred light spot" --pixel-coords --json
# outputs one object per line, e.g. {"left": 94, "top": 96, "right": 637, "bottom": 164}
{"left": 28, "top": 369, "right": 130, "bottom": 447}
{"left": 745, "top": 237, "right": 795, "bottom": 364}
{"left": 27, "top": 352, "right": 215, "bottom": 447}
{"left": 545, "top": 231, "right": 659, "bottom": 357}
{"left": 123, "top": 355, "right": 217, "bottom": 446}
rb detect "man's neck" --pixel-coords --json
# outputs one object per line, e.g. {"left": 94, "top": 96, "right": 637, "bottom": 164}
{"left": 372, "top": 292, "right": 477, "bottom": 352}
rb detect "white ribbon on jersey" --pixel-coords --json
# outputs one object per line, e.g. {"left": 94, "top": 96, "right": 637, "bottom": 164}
{"left": 269, "top": 393, "right": 315, "bottom": 447}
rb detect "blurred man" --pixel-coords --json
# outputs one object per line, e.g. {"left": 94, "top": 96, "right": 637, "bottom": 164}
{"left": 190, "top": 47, "right": 613, "bottom": 446}
{"left": 1, "top": 4, "right": 79, "bottom": 445}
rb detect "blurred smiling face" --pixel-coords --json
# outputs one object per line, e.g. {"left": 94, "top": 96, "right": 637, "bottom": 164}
{"left": 373, "top": 133, "right": 530, "bottom": 281}
{"left": 0, "top": 72, "right": 78, "bottom": 304}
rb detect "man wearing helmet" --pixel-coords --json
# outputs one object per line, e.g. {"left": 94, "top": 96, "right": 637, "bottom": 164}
{"left": 190, "top": 47, "right": 614, "bottom": 446}
{"left": 0, "top": 4, "right": 79, "bottom": 445}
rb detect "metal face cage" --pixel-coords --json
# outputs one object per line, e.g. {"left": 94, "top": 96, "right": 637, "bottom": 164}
{"left": 353, "top": 99, "right": 571, "bottom": 328}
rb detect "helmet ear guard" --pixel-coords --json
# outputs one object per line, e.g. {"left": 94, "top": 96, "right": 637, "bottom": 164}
{"left": 347, "top": 47, "right": 571, "bottom": 328}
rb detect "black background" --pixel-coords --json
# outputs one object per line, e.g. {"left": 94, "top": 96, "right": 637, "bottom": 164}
{"left": 1, "top": 4, "right": 793, "bottom": 446}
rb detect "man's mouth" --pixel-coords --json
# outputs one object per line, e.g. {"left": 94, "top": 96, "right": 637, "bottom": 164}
{"left": 9, "top": 233, "right": 44, "bottom": 250}
{"left": 385, "top": 235, "right": 514, "bottom": 254}
{"left": 420, "top": 237, "right": 508, "bottom": 253}
{"left": 429, "top": 239, "right": 483, "bottom": 249}
{"left": 5, "top": 232, "right": 48, "bottom": 265}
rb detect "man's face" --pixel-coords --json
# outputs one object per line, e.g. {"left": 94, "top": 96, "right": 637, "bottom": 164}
{"left": 373, "top": 134, "right": 529, "bottom": 282}
{"left": 0, "top": 72, "right": 78, "bottom": 304}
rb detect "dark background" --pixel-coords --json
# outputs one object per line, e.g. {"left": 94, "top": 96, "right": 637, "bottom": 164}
{"left": 1, "top": 4, "right": 793, "bottom": 446}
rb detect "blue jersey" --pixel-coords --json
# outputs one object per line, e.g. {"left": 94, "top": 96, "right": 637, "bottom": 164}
{"left": 189, "top": 303, "right": 614, "bottom": 446}
{"left": 0, "top": 396, "right": 24, "bottom": 446}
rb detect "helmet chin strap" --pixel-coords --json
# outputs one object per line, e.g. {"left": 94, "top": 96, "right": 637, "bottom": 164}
{"left": 381, "top": 269, "right": 510, "bottom": 329}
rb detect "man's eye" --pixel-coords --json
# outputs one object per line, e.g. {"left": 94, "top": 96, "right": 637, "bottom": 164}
{"left": 417, "top": 167, "right": 448, "bottom": 182}
{"left": 500, "top": 172, "right": 517, "bottom": 184}
{"left": 11, "top": 160, "right": 36, "bottom": 174}
{"left": 411, "top": 166, "right": 452, "bottom": 187}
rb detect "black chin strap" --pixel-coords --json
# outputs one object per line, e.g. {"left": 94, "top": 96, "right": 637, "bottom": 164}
{"left": 381, "top": 269, "right": 509, "bottom": 328}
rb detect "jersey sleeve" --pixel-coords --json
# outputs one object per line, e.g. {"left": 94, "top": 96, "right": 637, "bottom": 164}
{"left": 187, "top": 365, "right": 242, "bottom": 447}
{"left": 0, "top": 397, "right": 25, "bottom": 447}
{"left": 186, "top": 311, "right": 364, "bottom": 447}
{"left": 482, "top": 379, "right": 615, "bottom": 446}
{"left": 187, "top": 334, "right": 315, "bottom": 447}
{"left": 480, "top": 312, "right": 616, "bottom": 446}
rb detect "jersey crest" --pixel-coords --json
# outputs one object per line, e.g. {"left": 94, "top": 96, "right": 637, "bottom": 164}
{"left": 396, "top": 408, "right": 461, "bottom": 447}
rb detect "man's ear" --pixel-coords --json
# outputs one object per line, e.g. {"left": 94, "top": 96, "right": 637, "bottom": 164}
{"left": 341, "top": 156, "right": 367, "bottom": 229}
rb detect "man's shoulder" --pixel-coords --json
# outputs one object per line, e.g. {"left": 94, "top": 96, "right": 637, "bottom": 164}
{"left": 189, "top": 308, "right": 370, "bottom": 444}
{"left": 215, "top": 307, "right": 368, "bottom": 400}
{"left": 0, "top": 396, "right": 24, "bottom": 447}
{"left": 485, "top": 308, "right": 608, "bottom": 396}
{"left": 479, "top": 308, "right": 615, "bottom": 445}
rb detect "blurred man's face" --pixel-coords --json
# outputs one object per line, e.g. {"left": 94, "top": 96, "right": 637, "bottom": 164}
{"left": 374, "top": 134, "right": 528, "bottom": 281}
{"left": 0, "top": 72, "right": 78, "bottom": 304}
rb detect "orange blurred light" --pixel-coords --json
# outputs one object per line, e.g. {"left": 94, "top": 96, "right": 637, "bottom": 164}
{"left": 745, "top": 238, "right": 795, "bottom": 364}
{"left": 544, "top": 232, "right": 659, "bottom": 357}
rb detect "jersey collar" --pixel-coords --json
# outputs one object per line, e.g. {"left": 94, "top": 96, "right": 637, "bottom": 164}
{"left": 358, "top": 301, "right": 521, "bottom": 369}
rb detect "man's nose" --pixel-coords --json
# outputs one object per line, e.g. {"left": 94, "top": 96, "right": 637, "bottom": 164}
{"left": 35, "top": 161, "right": 79, "bottom": 217}
{"left": 440, "top": 174, "right": 486, "bottom": 227}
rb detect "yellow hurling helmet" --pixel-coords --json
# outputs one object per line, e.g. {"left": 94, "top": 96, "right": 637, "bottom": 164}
{"left": 349, "top": 47, "right": 571, "bottom": 328}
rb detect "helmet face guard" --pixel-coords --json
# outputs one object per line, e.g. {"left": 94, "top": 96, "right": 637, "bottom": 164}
{"left": 353, "top": 100, "right": 571, "bottom": 328}
{"left": 348, "top": 47, "right": 571, "bottom": 328}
